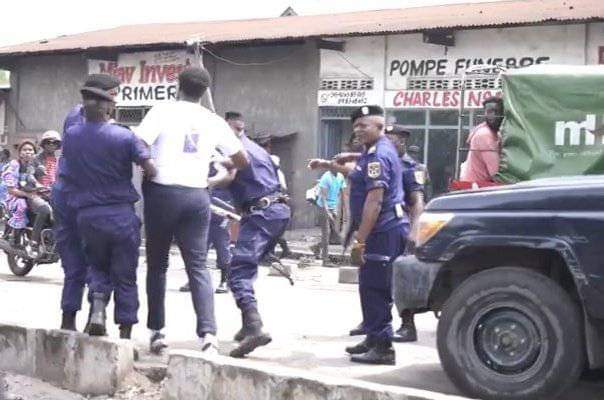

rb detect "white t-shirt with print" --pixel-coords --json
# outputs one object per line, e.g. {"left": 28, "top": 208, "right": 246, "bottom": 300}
{"left": 136, "top": 101, "right": 243, "bottom": 188}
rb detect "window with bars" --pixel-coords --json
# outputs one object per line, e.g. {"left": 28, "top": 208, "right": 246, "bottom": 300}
{"left": 320, "top": 78, "right": 374, "bottom": 90}
{"left": 320, "top": 107, "right": 355, "bottom": 119}
{"left": 115, "top": 107, "right": 151, "bottom": 126}
{"left": 407, "top": 76, "right": 502, "bottom": 90}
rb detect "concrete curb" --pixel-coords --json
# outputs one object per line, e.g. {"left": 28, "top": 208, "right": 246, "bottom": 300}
{"left": 163, "top": 350, "right": 466, "bottom": 400}
{"left": 0, "top": 324, "right": 134, "bottom": 396}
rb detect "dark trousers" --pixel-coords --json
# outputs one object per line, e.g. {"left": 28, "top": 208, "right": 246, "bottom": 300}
{"left": 77, "top": 204, "right": 141, "bottom": 325}
{"left": 209, "top": 214, "right": 231, "bottom": 271}
{"left": 229, "top": 204, "right": 290, "bottom": 311}
{"left": 143, "top": 181, "right": 215, "bottom": 337}
{"left": 27, "top": 196, "right": 52, "bottom": 244}
{"left": 52, "top": 187, "right": 90, "bottom": 313}
{"left": 359, "top": 224, "right": 407, "bottom": 342}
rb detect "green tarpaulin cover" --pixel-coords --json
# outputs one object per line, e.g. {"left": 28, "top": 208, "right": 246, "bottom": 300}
{"left": 497, "top": 65, "right": 604, "bottom": 183}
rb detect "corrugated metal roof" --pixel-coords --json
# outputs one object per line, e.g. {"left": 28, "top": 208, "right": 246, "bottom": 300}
{"left": 1, "top": 0, "right": 602, "bottom": 57}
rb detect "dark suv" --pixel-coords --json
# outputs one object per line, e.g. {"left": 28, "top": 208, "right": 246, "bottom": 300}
{"left": 393, "top": 176, "right": 604, "bottom": 400}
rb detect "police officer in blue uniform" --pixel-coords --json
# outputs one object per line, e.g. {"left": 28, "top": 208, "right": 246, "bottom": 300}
{"left": 310, "top": 105, "right": 408, "bottom": 365}
{"left": 60, "top": 80, "right": 156, "bottom": 338}
{"left": 56, "top": 74, "right": 121, "bottom": 331}
{"left": 385, "top": 125, "right": 425, "bottom": 343}
{"left": 226, "top": 129, "right": 291, "bottom": 358}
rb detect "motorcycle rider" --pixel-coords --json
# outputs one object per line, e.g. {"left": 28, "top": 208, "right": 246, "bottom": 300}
{"left": 1, "top": 140, "right": 52, "bottom": 255}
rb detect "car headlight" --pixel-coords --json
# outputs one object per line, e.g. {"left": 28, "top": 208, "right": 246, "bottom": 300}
{"left": 416, "top": 212, "right": 455, "bottom": 247}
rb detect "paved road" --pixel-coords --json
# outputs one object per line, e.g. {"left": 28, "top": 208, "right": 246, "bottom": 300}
{"left": 0, "top": 253, "right": 602, "bottom": 399}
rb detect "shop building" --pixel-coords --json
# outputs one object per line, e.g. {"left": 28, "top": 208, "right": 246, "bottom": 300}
{"left": 0, "top": 0, "right": 602, "bottom": 226}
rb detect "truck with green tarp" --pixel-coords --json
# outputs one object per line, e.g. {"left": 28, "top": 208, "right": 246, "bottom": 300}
{"left": 497, "top": 64, "right": 604, "bottom": 182}
{"left": 394, "top": 65, "right": 604, "bottom": 400}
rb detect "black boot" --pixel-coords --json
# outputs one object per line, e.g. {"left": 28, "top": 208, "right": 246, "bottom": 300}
{"left": 345, "top": 337, "right": 373, "bottom": 355}
{"left": 349, "top": 322, "right": 365, "bottom": 336}
{"left": 393, "top": 323, "right": 417, "bottom": 343}
{"left": 233, "top": 312, "right": 247, "bottom": 342}
{"left": 60, "top": 311, "right": 77, "bottom": 331}
{"left": 230, "top": 306, "right": 272, "bottom": 358}
{"left": 119, "top": 324, "right": 132, "bottom": 339}
{"left": 393, "top": 311, "right": 417, "bottom": 343}
{"left": 350, "top": 339, "right": 395, "bottom": 365}
{"left": 88, "top": 293, "right": 108, "bottom": 336}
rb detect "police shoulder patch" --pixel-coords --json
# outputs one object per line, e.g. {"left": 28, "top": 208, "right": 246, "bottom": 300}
{"left": 367, "top": 162, "right": 381, "bottom": 178}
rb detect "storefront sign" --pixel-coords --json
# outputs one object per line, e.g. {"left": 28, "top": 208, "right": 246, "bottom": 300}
{"left": 88, "top": 50, "right": 193, "bottom": 106}
{"left": 386, "top": 25, "right": 585, "bottom": 89}
{"left": 385, "top": 89, "right": 502, "bottom": 109}
{"left": 317, "top": 90, "right": 381, "bottom": 106}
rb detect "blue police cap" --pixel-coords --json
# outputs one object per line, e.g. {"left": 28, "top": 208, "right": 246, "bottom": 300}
{"left": 81, "top": 73, "right": 121, "bottom": 101}
{"left": 351, "top": 105, "right": 384, "bottom": 123}
{"left": 84, "top": 74, "right": 121, "bottom": 90}
{"left": 385, "top": 124, "right": 410, "bottom": 137}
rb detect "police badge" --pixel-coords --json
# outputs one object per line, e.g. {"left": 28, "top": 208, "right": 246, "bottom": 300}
{"left": 367, "top": 162, "right": 381, "bottom": 178}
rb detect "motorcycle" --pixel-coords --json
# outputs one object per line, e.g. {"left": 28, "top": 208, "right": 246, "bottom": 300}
{"left": 0, "top": 197, "right": 59, "bottom": 276}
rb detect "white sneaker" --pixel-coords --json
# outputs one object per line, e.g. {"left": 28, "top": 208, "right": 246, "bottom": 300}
{"left": 200, "top": 334, "right": 219, "bottom": 356}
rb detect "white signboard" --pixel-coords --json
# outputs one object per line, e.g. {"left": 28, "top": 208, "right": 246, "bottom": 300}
{"left": 386, "top": 25, "right": 586, "bottom": 89}
{"left": 88, "top": 50, "right": 193, "bottom": 106}
{"left": 318, "top": 90, "right": 382, "bottom": 106}
{"left": 385, "top": 89, "right": 502, "bottom": 109}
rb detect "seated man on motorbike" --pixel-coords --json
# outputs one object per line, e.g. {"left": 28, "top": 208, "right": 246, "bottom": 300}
{"left": 34, "top": 130, "right": 61, "bottom": 188}
{"left": 1, "top": 140, "right": 52, "bottom": 255}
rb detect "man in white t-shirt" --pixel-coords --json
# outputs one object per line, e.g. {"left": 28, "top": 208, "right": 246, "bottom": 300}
{"left": 136, "top": 67, "right": 248, "bottom": 354}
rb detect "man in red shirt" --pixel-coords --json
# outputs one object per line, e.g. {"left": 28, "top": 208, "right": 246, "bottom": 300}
{"left": 460, "top": 97, "right": 504, "bottom": 183}
{"left": 35, "top": 130, "right": 61, "bottom": 188}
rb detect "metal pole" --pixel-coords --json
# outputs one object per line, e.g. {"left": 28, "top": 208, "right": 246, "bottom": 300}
{"left": 454, "top": 70, "right": 467, "bottom": 180}
{"left": 193, "top": 41, "right": 216, "bottom": 112}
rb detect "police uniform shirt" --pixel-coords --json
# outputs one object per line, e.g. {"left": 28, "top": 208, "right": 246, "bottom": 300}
{"left": 228, "top": 135, "right": 282, "bottom": 210}
{"left": 61, "top": 122, "right": 150, "bottom": 208}
{"left": 348, "top": 136, "right": 406, "bottom": 233}
{"left": 401, "top": 153, "right": 424, "bottom": 205}
{"left": 136, "top": 101, "right": 243, "bottom": 188}
{"left": 63, "top": 104, "right": 85, "bottom": 136}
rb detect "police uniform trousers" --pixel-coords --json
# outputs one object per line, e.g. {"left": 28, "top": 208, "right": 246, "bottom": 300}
{"left": 77, "top": 203, "right": 141, "bottom": 325}
{"left": 359, "top": 223, "right": 408, "bottom": 342}
{"left": 143, "top": 181, "right": 215, "bottom": 337}
{"left": 208, "top": 213, "right": 231, "bottom": 271}
{"left": 52, "top": 186, "right": 90, "bottom": 314}
{"left": 229, "top": 203, "right": 290, "bottom": 311}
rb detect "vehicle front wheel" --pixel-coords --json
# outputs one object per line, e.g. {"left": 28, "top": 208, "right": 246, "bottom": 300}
{"left": 7, "top": 253, "right": 35, "bottom": 276}
{"left": 437, "top": 266, "right": 584, "bottom": 400}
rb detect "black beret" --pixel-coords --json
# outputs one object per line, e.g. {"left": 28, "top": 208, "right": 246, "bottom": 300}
{"left": 351, "top": 105, "right": 384, "bottom": 123}
{"left": 178, "top": 67, "right": 211, "bottom": 88}
{"left": 385, "top": 124, "right": 411, "bottom": 137}
{"left": 84, "top": 74, "right": 121, "bottom": 90}
{"left": 225, "top": 111, "right": 243, "bottom": 120}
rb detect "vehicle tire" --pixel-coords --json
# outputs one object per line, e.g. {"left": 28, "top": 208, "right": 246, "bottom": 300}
{"left": 437, "top": 266, "right": 584, "bottom": 400}
{"left": 7, "top": 254, "right": 35, "bottom": 276}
